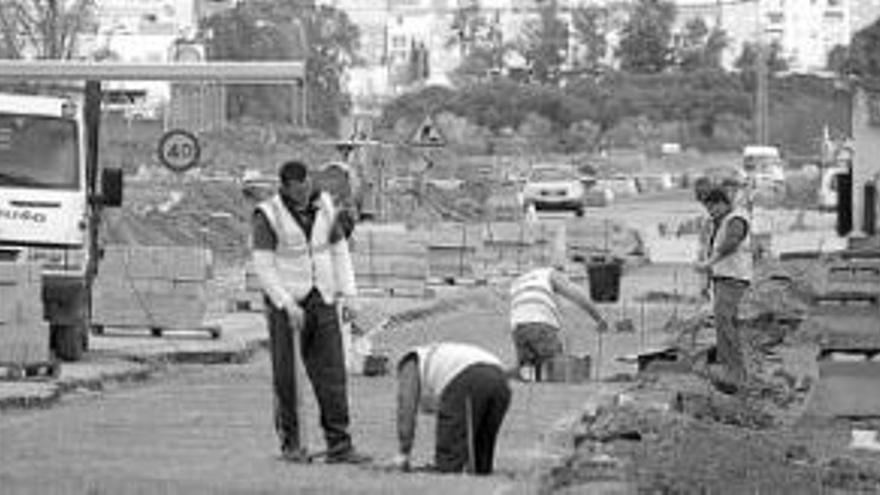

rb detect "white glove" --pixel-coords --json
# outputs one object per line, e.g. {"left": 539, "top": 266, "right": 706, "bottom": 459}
{"left": 390, "top": 453, "right": 411, "bottom": 471}
{"left": 252, "top": 251, "right": 291, "bottom": 310}
{"left": 285, "top": 300, "right": 304, "bottom": 331}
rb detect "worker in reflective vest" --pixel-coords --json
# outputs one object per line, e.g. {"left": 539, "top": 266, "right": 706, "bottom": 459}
{"left": 251, "top": 160, "right": 369, "bottom": 464}
{"left": 510, "top": 267, "right": 609, "bottom": 382}
{"left": 392, "top": 342, "right": 512, "bottom": 475}
{"left": 696, "top": 187, "right": 753, "bottom": 392}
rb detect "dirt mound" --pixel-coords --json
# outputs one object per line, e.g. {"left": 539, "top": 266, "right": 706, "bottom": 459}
{"left": 542, "top": 401, "right": 870, "bottom": 494}
{"left": 101, "top": 178, "right": 254, "bottom": 265}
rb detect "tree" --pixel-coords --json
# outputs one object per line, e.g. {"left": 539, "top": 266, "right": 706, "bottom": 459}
{"left": 203, "top": 1, "right": 360, "bottom": 134}
{"left": 849, "top": 18, "right": 880, "bottom": 78}
{"left": 566, "top": 73, "right": 632, "bottom": 148}
{"left": 378, "top": 85, "right": 456, "bottom": 132}
{"left": 515, "top": 0, "right": 569, "bottom": 85}
{"left": 448, "top": 1, "right": 507, "bottom": 81}
{"left": 826, "top": 44, "right": 853, "bottom": 76}
{"left": 0, "top": 0, "right": 96, "bottom": 59}
{"left": 675, "top": 17, "right": 727, "bottom": 72}
{"left": 452, "top": 80, "right": 531, "bottom": 133}
{"left": 617, "top": 0, "right": 676, "bottom": 74}
{"left": 571, "top": 4, "right": 610, "bottom": 72}
{"left": 734, "top": 41, "right": 788, "bottom": 90}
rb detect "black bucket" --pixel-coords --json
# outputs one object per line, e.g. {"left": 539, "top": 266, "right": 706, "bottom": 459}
{"left": 586, "top": 256, "right": 623, "bottom": 303}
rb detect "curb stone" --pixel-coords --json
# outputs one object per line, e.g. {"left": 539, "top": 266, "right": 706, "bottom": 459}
{"left": 0, "top": 359, "right": 158, "bottom": 412}
{"left": 0, "top": 333, "right": 269, "bottom": 412}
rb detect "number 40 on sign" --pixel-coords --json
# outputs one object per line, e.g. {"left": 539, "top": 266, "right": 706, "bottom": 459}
{"left": 158, "top": 129, "right": 201, "bottom": 173}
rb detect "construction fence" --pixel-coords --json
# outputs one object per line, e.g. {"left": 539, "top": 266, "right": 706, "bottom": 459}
{"left": 93, "top": 245, "right": 219, "bottom": 338}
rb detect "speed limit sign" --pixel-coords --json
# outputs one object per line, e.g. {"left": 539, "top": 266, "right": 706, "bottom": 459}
{"left": 158, "top": 129, "right": 201, "bottom": 172}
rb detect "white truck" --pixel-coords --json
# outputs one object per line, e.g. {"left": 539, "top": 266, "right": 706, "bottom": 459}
{"left": 0, "top": 82, "right": 122, "bottom": 361}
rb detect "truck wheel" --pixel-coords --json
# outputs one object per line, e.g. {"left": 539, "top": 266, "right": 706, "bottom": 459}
{"left": 51, "top": 324, "right": 85, "bottom": 362}
{"left": 575, "top": 206, "right": 585, "bottom": 217}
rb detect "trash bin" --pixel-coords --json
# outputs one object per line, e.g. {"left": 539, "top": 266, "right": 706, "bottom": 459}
{"left": 586, "top": 255, "right": 623, "bottom": 303}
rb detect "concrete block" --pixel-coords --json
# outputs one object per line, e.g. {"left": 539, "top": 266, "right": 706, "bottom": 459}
{"left": 615, "top": 390, "right": 674, "bottom": 412}
{"left": 809, "top": 360, "right": 880, "bottom": 417}
{"left": 544, "top": 355, "right": 592, "bottom": 383}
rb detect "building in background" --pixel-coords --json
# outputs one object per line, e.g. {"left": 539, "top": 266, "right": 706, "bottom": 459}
{"left": 677, "top": 0, "right": 880, "bottom": 74}
{"left": 77, "top": 0, "right": 237, "bottom": 119}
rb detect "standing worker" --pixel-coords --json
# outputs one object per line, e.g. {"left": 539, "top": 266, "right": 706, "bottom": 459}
{"left": 390, "top": 342, "right": 512, "bottom": 475}
{"left": 695, "top": 187, "right": 753, "bottom": 392}
{"left": 510, "top": 266, "right": 609, "bottom": 382}
{"left": 693, "top": 176, "right": 714, "bottom": 300}
{"left": 251, "top": 160, "right": 370, "bottom": 464}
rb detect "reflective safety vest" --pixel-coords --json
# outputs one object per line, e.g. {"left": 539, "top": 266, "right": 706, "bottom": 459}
{"left": 709, "top": 208, "right": 752, "bottom": 283}
{"left": 257, "top": 191, "right": 356, "bottom": 304}
{"left": 510, "top": 267, "right": 561, "bottom": 329}
{"left": 407, "top": 343, "right": 503, "bottom": 414}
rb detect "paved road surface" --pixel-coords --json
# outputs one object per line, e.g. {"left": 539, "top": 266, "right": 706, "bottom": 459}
{"left": 0, "top": 350, "right": 621, "bottom": 494}
{"left": 0, "top": 188, "right": 708, "bottom": 494}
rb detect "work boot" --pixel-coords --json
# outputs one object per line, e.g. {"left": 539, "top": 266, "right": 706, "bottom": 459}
{"left": 325, "top": 447, "right": 372, "bottom": 465}
{"left": 280, "top": 446, "right": 311, "bottom": 464}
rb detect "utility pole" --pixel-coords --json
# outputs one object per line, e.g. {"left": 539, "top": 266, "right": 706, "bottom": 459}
{"left": 754, "top": 1, "right": 769, "bottom": 145}
{"left": 47, "top": 0, "right": 59, "bottom": 59}
{"left": 755, "top": 42, "right": 769, "bottom": 145}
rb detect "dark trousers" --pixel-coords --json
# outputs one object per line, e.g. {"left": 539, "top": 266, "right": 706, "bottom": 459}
{"left": 512, "top": 322, "right": 563, "bottom": 382}
{"left": 435, "top": 364, "right": 512, "bottom": 475}
{"left": 712, "top": 277, "right": 750, "bottom": 384}
{"left": 265, "top": 289, "right": 351, "bottom": 454}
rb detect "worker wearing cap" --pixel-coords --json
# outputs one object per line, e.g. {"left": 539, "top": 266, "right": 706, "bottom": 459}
{"left": 695, "top": 187, "right": 753, "bottom": 391}
{"left": 391, "top": 342, "right": 512, "bottom": 475}
{"left": 509, "top": 266, "right": 609, "bottom": 382}
{"left": 251, "top": 160, "right": 369, "bottom": 464}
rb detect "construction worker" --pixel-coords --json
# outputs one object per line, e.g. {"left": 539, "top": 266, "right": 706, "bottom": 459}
{"left": 695, "top": 187, "right": 753, "bottom": 392}
{"left": 510, "top": 266, "right": 609, "bottom": 382}
{"left": 391, "top": 342, "right": 512, "bottom": 475}
{"left": 251, "top": 160, "right": 370, "bottom": 464}
{"left": 693, "top": 176, "right": 714, "bottom": 300}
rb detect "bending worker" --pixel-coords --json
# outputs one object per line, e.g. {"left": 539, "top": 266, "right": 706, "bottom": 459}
{"left": 510, "top": 266, "right": 609, "bottom": 382}
{"left": 251, "top": 160, "right": 369, "bottom": 464}
{"left": 391, "top": 342, "right": 512, "bottom": 475}
{"left": 695, "top": 187, "right": 753, "bottom": 391}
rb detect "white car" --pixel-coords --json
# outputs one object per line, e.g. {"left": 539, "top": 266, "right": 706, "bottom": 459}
{"left": 522, "top": 165, "right": 586, "bottom": 216}
{"left": 819, "top": 166, "right": 848, "bottom": 212}
{"left": 742, "top": 145, "right": 785, "bottom": 189}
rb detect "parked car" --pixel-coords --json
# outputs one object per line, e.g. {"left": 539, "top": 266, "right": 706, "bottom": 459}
{"left": 742, "top": 145, "right": 785, "bottom": 189}
{"left": 819, "top": 166, "right": 848, "bottom": 212}
{"left": 522, "top": 165, "right": 586, "bottom": 216}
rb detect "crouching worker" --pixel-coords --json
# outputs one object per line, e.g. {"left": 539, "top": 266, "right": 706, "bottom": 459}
{"left": 391, "top": 342, "right": 512, "bottom": 475}
{"left": 510, "top": 267, "right": 609, "bottom": 382}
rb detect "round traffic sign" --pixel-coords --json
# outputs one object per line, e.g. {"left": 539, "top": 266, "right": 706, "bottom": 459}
{"left": 158, "top": 129, "right": 201, "bottom": 172}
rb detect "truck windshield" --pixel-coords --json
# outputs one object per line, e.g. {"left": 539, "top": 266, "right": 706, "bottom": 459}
{"left": 0, "top": 114, "right": 78, "bottom": 189}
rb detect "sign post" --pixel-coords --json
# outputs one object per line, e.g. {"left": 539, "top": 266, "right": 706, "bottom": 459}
{"left": 409, "top": 115, "right": 447, "bottom": 202}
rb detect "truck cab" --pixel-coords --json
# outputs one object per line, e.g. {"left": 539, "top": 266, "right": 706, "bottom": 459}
{"left": 0, "top": 89, "right": 122, "bottom": 361}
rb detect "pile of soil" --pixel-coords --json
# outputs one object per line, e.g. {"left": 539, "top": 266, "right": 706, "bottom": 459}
{"left": 543, "top": 400, "right": 880, "bottom": 494}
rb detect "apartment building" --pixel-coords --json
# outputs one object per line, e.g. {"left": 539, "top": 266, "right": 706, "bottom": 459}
{"left": 680, "top": 0, "right": 880, "bottom": 73}
{"left": 75, "top": 0, "right": 238, "bottom": 117}
{"left": 333, "top": 0, "right": 880, "bottom": 103}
